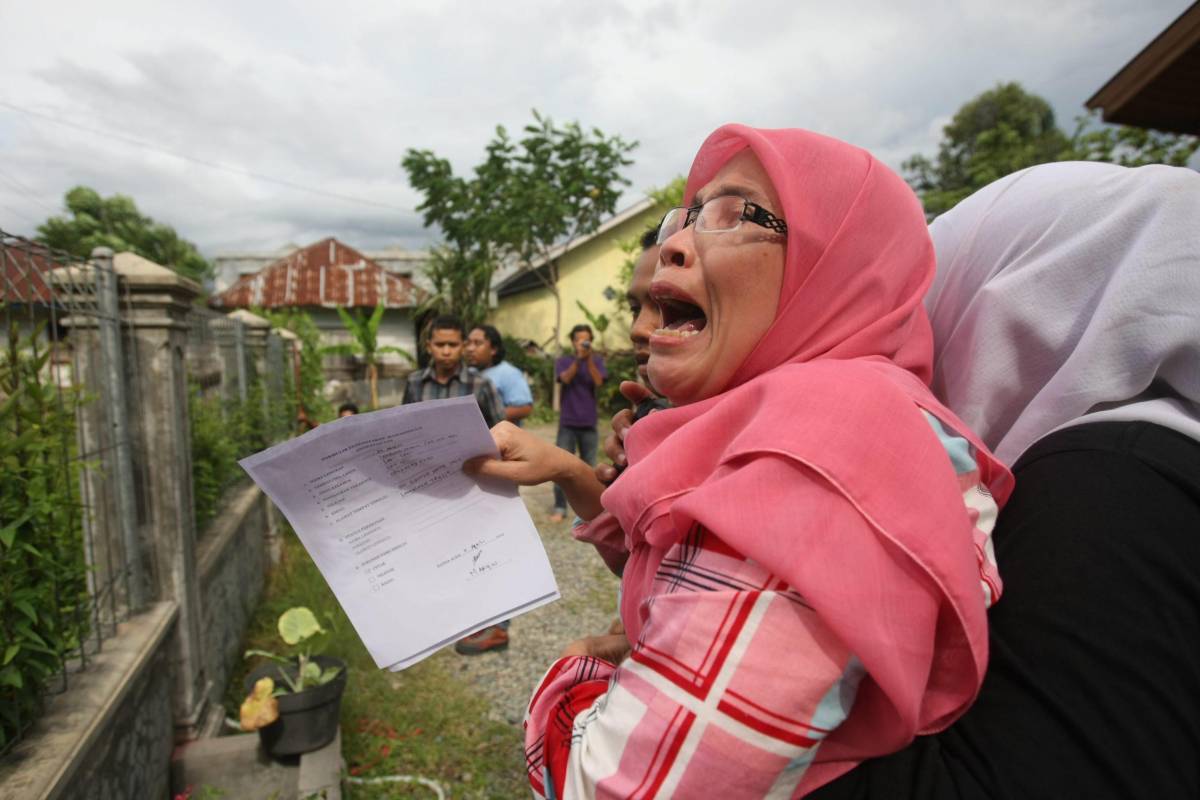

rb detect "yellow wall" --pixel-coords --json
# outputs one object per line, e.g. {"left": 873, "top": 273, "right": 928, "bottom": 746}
{"left": 489, "top": 204, "right": 662, "bottom": 352}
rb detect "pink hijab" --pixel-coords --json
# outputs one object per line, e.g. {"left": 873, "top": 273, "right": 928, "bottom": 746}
{"left": 603, "top": 125, "right": 1012, "bottom": 782}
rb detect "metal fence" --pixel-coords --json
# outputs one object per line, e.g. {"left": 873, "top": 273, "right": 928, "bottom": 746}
{"left": 0, "top": 231, "right": 143, "bottom": 752}
{"left": 0, "top": 230, "right": 297, "bottom": 754}
{"left": 182, "top": 305, "right": 296, "bottom": 526}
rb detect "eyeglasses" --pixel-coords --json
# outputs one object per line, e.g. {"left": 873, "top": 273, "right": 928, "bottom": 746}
{"left": 656, "top": 196, "right": 788, "bottom": 245}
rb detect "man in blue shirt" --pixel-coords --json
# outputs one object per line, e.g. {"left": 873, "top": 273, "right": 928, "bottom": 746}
{"left": 456, "top": 324, "right": 534, "bottom": 655}
{"left": 466, "top": 325, "right": 533, "bottom": 426}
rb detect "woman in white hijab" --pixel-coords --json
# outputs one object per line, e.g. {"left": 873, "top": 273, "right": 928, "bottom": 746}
{"left": 810, "top": 160, "right": 1200, "bottom": 799}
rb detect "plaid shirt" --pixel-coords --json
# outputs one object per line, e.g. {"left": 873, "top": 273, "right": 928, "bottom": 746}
{"left": 526, "top": 411, "right": 1002, "bottom": 799}
{"left": 401, "top": 363, "right": 504, "bottom": 428}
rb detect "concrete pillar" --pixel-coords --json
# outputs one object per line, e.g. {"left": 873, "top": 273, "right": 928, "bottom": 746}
{"left": 110, "top": 251, "right": 212, "bottom": 739}
{"left": 227, "top": 309, "right": 271, "bottom": 387}
{"left": 51, "top": 251, "right": 144, "bottom": 621}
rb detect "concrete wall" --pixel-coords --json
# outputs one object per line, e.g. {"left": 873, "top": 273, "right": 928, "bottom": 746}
{"left": 55, "top": 622, "right": 176, "bottom": 800}
{"left": 197, "top": 483, "right": 271, "bottom": 710}
{"left": 0, "top": 604, "right": 177, "bottom": 800}
{"left": 489, "top": 205, "right": 660, "bottom": 349}
{"left": 0, "top": 487, "right": 273, "bottom": 800}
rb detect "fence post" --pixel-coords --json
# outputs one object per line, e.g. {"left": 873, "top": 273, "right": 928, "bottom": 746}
{"left": 232, "top": 319, "right": 248, "bottom": 403}
{"left": 227, "top": 308, "right": 271, "bottom": 412}
{"left": 110, "top": 251, "right": 212, "bottom": 739}
{"left": 91, "top": 247, "right": 147, "bottom": 610}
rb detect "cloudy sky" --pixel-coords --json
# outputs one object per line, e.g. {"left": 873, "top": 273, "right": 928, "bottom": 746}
{"left": 0, "top": 0, "right": 1189, "bottom": 258}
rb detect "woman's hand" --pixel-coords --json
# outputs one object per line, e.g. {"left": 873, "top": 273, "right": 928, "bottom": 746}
{"left": 560, "top": 632, "right": 631, "bottom": 664}
{"left": 463, "top": 421, "right": 572, "bottom": 485}
{"left": 595, "top": 381, "right": 655, "bottom": 484}
{"left": 465, "top": 422, "right": 608, "bottom": 519}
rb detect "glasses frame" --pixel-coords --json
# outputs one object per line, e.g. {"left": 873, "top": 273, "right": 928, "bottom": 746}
{"left": 657, "top": 197, "right": 788, "bottom": 245}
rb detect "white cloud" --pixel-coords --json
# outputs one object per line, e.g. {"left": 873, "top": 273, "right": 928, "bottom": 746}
{"left": 0, "top": 0, "right": 1189, "bottom": 256}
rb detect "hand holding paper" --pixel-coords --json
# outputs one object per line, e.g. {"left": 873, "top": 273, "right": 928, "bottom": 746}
{"left": 239, "top": 395, "right": 559, "bottom": 670}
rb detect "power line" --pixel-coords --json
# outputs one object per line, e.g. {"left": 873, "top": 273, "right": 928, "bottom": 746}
{"left": 0, "top": 99, "right": 413, "bottom": 214}
{"left": 0, "top": 201, "right": 40, "bottom": 227}
{"left": 0, "top": 166, "right": 62, "bottom": 215}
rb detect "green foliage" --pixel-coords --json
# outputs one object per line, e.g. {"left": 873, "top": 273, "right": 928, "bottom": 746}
{"left": 614, "top": 176, "right": 684, "bottom": 293}
{"left": 904, "top": 83, "right": 1070, "bottom": 216}
{"left": 257, "top": 308, "right": 333, "bottom": 425}
{"left": 401, "top": 146, "right": 504, "bottom": 325}
{"left": 0, "top": 323, "right": 89, "bottom": 750}
{"left": 416, "top": 244, "right": 494, "bottom": 327}
{"left": 231, "top": 379, "right": 270, "bottom": 458}
{"left": 501, "top": 335, "right": 554, "bottom": 408}
{"left": 404, "top": 110, "right": 637, "bottom": 346}
{"left": 647, "top": 175, "right": 688, "bottom": 210}
{"left": 595, "top": 349, "right": 639, "bottom": 418}
{"left": 905, "top": 82, "right": 1199, "bottom": 218}
{"left": 323, "top": 304, "right": 413, "bottom": 410}
{"left": 484, "top": 111, "right": 637, "bottom": 276}
{"left": 37, "top": 186, "right": 212, "bottom": 284}
{"left": 243, "top": 606, "right": 339, "bottom": 694}
{"left": 1069, "top": 110, "right": 1199, "bottom": 167}
{"left": 190, "top": 376, "right": 289, "bottom": 533}
{"left": 188, "top": 385, "right": 239, "bottom": 533}
{"left": 277, "top": 606, "right": 324, "bottom": 645}
{"left": 528, "top": 402, "right": 559, "bottom": 425}
{"left": 228, "top": 527, "right": 526, "bottom": 796}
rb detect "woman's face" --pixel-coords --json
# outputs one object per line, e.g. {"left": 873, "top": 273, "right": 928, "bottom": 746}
{"left": 648, "top": 149, "right": 786, "bottom": 404}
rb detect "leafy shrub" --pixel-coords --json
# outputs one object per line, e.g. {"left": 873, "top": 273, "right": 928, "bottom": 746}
{"left": 190, "top": 375, "right": 290, "bottom": 533}
{"left": 595, "top": 348, "right": 639, "bottom": 417}
{"left": 189, "top": 385, "right": 239, "bottom": 533}
{"left": 0, "top": 323, "right": 89, "bottom": 751}
{"left": 257, "top": 308, "right": 333, "bottom": 424}
{"left": 528, "top": 403, "right": 558, "bottom": 425}
{"left": 502, "top": 335, "right": 554, "bottom": 407}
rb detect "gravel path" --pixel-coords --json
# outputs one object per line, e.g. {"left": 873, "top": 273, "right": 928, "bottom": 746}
{"left": 450, "top": 421, "right": 621, "bottom": 725}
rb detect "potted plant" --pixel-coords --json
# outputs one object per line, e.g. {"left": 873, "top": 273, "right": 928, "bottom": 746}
{"left": 239, "top": 606, "right": 347, "bottom": 758}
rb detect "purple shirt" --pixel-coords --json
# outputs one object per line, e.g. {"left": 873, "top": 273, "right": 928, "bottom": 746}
{"left": 556, "top": 354, "right": 607, "bottom": 428}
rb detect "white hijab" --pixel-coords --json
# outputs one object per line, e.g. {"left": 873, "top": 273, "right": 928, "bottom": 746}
{"left": 926, "top": 160, "right": 1200, "bottom": 466}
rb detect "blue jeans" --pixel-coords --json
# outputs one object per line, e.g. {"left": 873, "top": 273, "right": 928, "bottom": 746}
{"left": 553, "top": 424, "right": 598, "bottom": 512}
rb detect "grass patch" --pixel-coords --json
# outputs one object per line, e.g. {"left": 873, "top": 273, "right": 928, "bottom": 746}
{"left": 227, "top": 526, "right": 526, "bottom": 799}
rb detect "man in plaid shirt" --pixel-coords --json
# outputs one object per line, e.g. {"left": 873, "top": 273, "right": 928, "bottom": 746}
{"left": 404, "top": 313, "right": 510, "bottom": 654}
{"left": 402, "top": 314, "right": 504, "bottom": 429}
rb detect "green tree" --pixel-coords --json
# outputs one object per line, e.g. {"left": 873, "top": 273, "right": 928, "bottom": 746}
{"left": 1, "top": 322, "right": 89, "bottom": 747}
{"left": 905, "top": 82, "right": 1198, "bottom": 218}
{"left": 36, "top": 186, "right": 212, "bottom": 284}
{"left": 322, "top": 304, "right": 413, "bottom": 410}
{"left": 415, "top": 245, "right": 494, "bottom": 328}
{"left": 614, "top": 176, "right": 685, "bottom": 291}
{"left": 401, "top": 143, "right": 502, "bottom": 324}
{"left": 403, "top": 110, "right": 636, "bottom": 348}
{"left": 258, "top": 308, "right": 333, "bottom": 426}
{"left": 1069, "top": 110, "right": 1199, "bottom": 167}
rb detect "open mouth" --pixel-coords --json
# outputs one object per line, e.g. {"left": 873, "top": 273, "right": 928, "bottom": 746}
{"left": 652, "top": 293, "right": 707, "bottom": 339}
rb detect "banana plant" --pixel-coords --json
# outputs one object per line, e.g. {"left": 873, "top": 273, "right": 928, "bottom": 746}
{"left": 321, "top": 304, "right": 414, "bottom": 410}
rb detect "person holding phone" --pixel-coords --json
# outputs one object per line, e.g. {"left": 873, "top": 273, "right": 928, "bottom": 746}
{"left": 549, "top": 324, "right": 606, "bottom": 522}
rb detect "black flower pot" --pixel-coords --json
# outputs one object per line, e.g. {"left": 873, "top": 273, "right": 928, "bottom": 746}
{"left": 244, "top": 655, "right": 347, "bottom": 758}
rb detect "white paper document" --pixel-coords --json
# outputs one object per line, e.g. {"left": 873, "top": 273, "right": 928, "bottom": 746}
{"left": 239, "top": 395, "right": 559, "bottom": 670}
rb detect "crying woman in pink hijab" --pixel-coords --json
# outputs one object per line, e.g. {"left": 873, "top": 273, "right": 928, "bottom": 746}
{"left": 467, "top": 124, "right": 1011, "bottom": 799}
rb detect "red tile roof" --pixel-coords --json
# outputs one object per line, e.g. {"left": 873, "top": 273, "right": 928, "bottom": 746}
{"left": 208, "top": 238, "right": 421, "bottom": 310}
{"left": 2, "top": 237, "right": 62, "bottom": 304}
